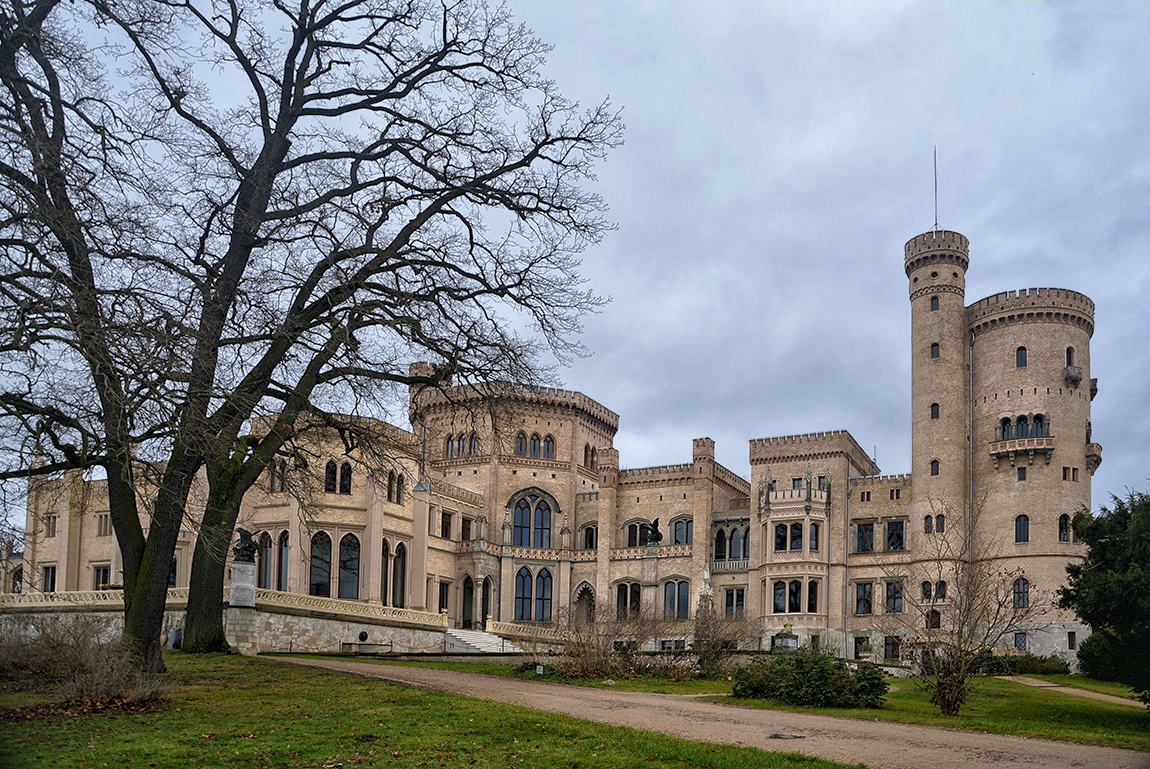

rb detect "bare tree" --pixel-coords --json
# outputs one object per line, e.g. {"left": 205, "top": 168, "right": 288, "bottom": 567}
{"left": 909, "top": 497, "right": 1047, "bottom": 715}
{"left": 0, "top": 0, "right": 619, "bottom": 670}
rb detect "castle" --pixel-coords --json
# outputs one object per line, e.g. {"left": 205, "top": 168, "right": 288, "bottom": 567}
{"left": 6, "top": 228, "right": 1100, "bottom": 661}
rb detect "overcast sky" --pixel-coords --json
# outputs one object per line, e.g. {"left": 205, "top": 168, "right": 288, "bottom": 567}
{"left": 509, "top": 0, "right": 1149, "bottom": 507}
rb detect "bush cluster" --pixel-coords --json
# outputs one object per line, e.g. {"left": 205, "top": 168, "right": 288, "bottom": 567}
{"left": 996, "top": 652, "right": 1071, "bottom": 676}
{"left": 731, "top": 647, "right": 887, "bottom": 708}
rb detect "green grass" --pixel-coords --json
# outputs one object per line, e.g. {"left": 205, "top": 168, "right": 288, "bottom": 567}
{"left": 0, "top": 653, "right": 859, "bottom": 769}
{"left": 1018, "top": 673, "right": 1141, "bottom": 700}
{"left": 345, "top": 657, "right": 1149, "bottom": 751}
{"left": 722, "top": 676, "right": 1150, "bottom": 751}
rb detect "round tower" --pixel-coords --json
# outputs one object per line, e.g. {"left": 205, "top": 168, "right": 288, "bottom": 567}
{"left": 967, "top": 288, "right": 1095, "bottom": 640}
{"left": 906, "top": 230, "right": 970, "bottom": 522}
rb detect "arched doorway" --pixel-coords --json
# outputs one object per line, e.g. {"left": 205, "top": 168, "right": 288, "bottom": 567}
{"left": 462, "top": 576, "right": 475, "bottom": 629}
{"left": 573, "top": 582, "right": 596, "bottom": 626}
{"left": 481, "top": 577, "right": 492, "bottom": 629}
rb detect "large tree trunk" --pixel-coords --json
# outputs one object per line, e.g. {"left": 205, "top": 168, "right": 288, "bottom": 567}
{"left": 182, "top": 490, "right": 242, "bottom": 653}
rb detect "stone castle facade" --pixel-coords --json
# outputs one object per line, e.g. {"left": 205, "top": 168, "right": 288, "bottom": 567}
{"left": 7, "top": 228, "right": 1101, "bottom": 662}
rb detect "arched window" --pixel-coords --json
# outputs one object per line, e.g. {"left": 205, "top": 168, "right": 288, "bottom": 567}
{"left": 395, "top": 474, "right": 404, "bottom": 504}
{"left": 930, "top": 403, "right": 940, "bottom": 419}
{"left": 380, "top": 539, "right": 389, "bottom": 606}
{"left": 1016, "top": 346, "right": 1027, "bottom": 368}
{"left": 715, "top": 529, "right": 728, "bottom": 559}
{"left": 673, "top": 519, "right": 693, "bottom": 545}
{"left": 1013, "top": 577, "right": 1030, "bottom": 609}
{"left": 930, "top": 459, "right": 940, "bottom": 476}
{"left": 446, "top": 435, "right": 455, "bottom": 458}
{"left": 309, "top": 531, "right": 332, "bottom": 597}
{"left": 582, "top": 525, "right": 597, "bottom": 550}
{"left": 542, "top": 435, "right": 555, "bottom": 460}
{"left": 627, "top": 522, "right": 640, "bottom": 547}
{"left": 807, "top": 580, "right": 818, "bottom": 613}
{"left": 514, "top": 499, "right": 532, "bottom": 547}
{"left": 924, "top": 515, "right": 933, "bottom": 534}
{"left": 533, "top": 499, "right": 552, "bottom": 549}
{"left": 935, "top": 581, "right": 947, "bottom": 600}
{"left": 1066, "top": 347, "right": 1075, "bottom": 367}
{"left": 1016, "top": 416, "right": 1029, "bottom": 439}
{"left": 809, "top": 523, "right": 820, "bottom": 552}
{"left": 1032, "top": 415, "right": 1045, "bottom": 437}
{"left": 470, "top": 434, "right": 480, "bottom": 456}
{"left": 922, "top": 581, "right": 932, "bottom": 601}
{"left": 788, "top": 580, "right": 802, "bottom": 613}
{"left": 276, "top": 531, "right": 289, "bottom": 592}
{"left": 927, "top": 609, "right": 941, "bottom": 629}
{"left": 257, "top": 532, "right": 272, "bottom": 589}
{"left": 514, "top": 567, "right": 533, "bottom": 621}
{"left": 391, "top": 543, "right": 406, "bottom": 607}
{"left": 324, "top": 460, "right": 337, "bottom": 493}
{"left": 930, "top": 295, "right": 939, "bottom": 311}
{"left": 741, "top": 527, "right": 751, "bottom": 558}
{"left": 457, "top": 434, "right": 467, "bottom": 457}
{"left": 616, "top": 582, "right": 641, "bottom": 619}
{"left": 1000, "top": 417, "right": 1013, "bottom": 440}
{"left": 930, "top": 342, "right": 940, "bottom": 359}
{"left": 936, "top": 514, "right": 945, "bottom": 533}
{"left": 772, "top": 581, "right": 786, "bottom": 613}
{"left": 515, "top": 432, "right": 528, "bottom": 456}
{"left": 1015, "top": 514, "right": 1030, "bottom": 544}
{"left": 535, "top": 569, "right": 553, "bottom": 621}
{"left": 529, "top": 434, "right": 541, "bottom": 458}
{"left": 774, "top": 524, "right": 787, "bottom": 552}
{"left": 269, "top": 460, "right": 287, "bottom": 492}
{"left": 338, "top": 534, "right": 360, "bottom": 599}
{"left": 790, "top": 522, "right": 803, "bottom": 551}
{"left": 1059, "top": 514, "right": 1071, "bottom": 543}
{"left": 584, "top": 444, "right": 591, "bottom": 467}
{"left": 590, "top": 447, "right": 597, "bottom": 470}
{"left": 387, "top": 471, "right": 396, "bottom": 502}
{"left": 729, "top": 528, "right": 742, "bottom": 559}
{"left": 339, "top": 462, "right": 352, "bottom": 494}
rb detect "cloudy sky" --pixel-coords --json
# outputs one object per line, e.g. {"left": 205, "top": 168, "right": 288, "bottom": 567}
{"left": 509, "top": 0, "right": 1149, "bottom": 506}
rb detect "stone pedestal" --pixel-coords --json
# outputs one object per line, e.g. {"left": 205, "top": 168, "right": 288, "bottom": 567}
{"left": 226, "top": 560, "right": 259, "bottom": 655}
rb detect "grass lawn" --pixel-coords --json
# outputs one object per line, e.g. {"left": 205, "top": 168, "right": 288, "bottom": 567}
{"left": 343, "top": 657, "right": 1149, "bottom": 751}
{"left": 0, "top": 653, "right": 859, "bottom": 769}
{"left": 1019, "top": 673, "right": 1142, "bottom": 701}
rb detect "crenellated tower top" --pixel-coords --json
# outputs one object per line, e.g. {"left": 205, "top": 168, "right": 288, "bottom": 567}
{"left": 904, "top": 230, "right": 970, "bottom": 278}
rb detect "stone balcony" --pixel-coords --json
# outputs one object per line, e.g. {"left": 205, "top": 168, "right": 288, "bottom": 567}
{"left": 711, "top": 558, "right": 749, "bottom": 573}
{"left": 989, "top": 435, "right": 1055, "bottom": 467}
{"left": 1086, "top": 443, "right": 1103, "bottom": 474}
{"left": 1063, "top": 365, "right": 1083, "bottom": 387}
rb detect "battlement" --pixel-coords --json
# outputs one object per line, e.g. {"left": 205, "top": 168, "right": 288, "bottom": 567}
{"left": 904, "top": 230, "right": 970, "bottom": 277}
{"left": 750, "top": 429, "right": 879, "bottom": 477}
{"left": 413, "top": 379, "right": 620, "bottom": 431}
{"left": 619, "top": 463, "right": 694, "bottom": 480}
{"left": 850, "top": 473, "right": 912, "bottom": 487}
{"left": 966, "top": 288, "right": 1094, "bottom": 336}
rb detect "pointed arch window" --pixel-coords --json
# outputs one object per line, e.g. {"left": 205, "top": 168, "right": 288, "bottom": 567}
{"left": 773, "top": 581, "right": 786, "bottom": 613}
{"left": 338, "top": 534, "right": 360, "bottom": 599}
{"left": 788, "top": 580, "right": 802, "bottom": 612}
{"left": 715, "top": 528, "right": 728, "bottom": 559}
{"left": 446, "top": 435, "right": 455, "bottom": 458}
{"left": 395, "top": 474, "right": 404, "bottom": 504}
{"left": 257, "top": 532, "right": 272, "bottom": 589}
{"left": 391, "top": 543, "right": 406, "bottom": 607}
{"left": 276, "top": 531, "right": 289, "bottom": 592}
{"left": 807, "top": 580, "right": 818, "bottom": 613}
{"left": 584, "top": 444, "right": 591, "bottom": 467}
{"left": 616, "top": 582, "right": 640, "bottom": 619}
{"left": 529, "top": 434, "right": 541, "bottom": 458}
{"left": 590, "top": 447, "right": 597, "bottom": 470}
{"left": 664, "top": 580, "right": 689, "bottom": 620}
{"left": 387, "top": 471, "right": 396, "bottom": 502}
{"left": 470, "top": 434, "right": 480, "bottom": 456}
{"left": 729, "top": 528, "right": 742, "bottom": 559}
{"left": 773, "top": 524, "right": 787, "bottom": 552}
{"left": 380, "top": 539, "right": 390, "bottom": 606}
{"left": 542, "top": 435, "right": 555, "bottom": 460}
{"left": 1032, "top": 415, "right": 1045, "bottom": 437}
{"left": 515, "top": 567, "right": 533, "bottom": 620}
{"left": 513, "top": 493, "right": 553, "bottom": 549}
{"left": 789, "top": 522, "right": 803, "bottom": 551}
{"left": 809, "top": 523, "right": 820, "bottom": 552}
{"left": 535, "top": 569, "right": 553, "bottom": 621}
{"left": 339, "top": 462, "right": 352, "bottom": 494}
{"left": 516, "top": 432, "right": 528, "bottom": 456}
{"left": 324, "top": 461, "right": 337, "bottom": 493}
{"left": 457, "top": 434, "right": 466, "bottom": 457}
{"left": 309, "top": 531, "right": 332, "bottom": 597}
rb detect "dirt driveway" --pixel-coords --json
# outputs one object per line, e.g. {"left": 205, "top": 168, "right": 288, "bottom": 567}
{"left": 281, "top": 658, "right": 1148, "bottom": 769}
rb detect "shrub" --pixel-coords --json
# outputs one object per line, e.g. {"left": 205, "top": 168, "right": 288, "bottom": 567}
{"left": 1076, "top": 628, "right": 1124, "bottom": 682}
{"left": 731, "top": 647, "right": 887, "bottom": 708}
{"left": 999, "top": 653, "right": 1071, "bottom": 676}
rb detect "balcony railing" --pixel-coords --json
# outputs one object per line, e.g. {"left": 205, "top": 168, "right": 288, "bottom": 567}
{"left": 1063, "top": 365, "right": 1083, "bottom": 387}
{"left": 711, "top": 558, "right": 749, "bottom": 573}
{"left": 989, "top": 435, "right": 1055, "bottom": 466}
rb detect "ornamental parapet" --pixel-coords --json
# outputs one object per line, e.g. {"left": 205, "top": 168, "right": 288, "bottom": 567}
{"left": 609, "top": 544, "right": 692, "bottom": 561}
{"left": 487, "top": 620, "right": 570, "bottom": 643}
{"left": 0, "top": 588, "right": 189, "bottom": 612}
{"left": 989, "top": 436, "right": 1055, "bottom": 467}
{"left": 507, "top": 546, "right": 561, "bottom": 560}
{"left": 711, "top": 558, "right": 749, "bottom": 573}
{"left": 252, "top": 589, "right": 447, "bottom": 629}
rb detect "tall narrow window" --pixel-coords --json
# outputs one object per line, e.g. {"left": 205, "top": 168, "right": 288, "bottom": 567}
{"left": 741, "top": 527, "right": 750, "bottom": 558}
{"left": 515, "top": 568, "right": 533, "bottom": 621}
{"left": 310, "top": 531, "right": 332, "bottom": 597}
{"left": 616, "top": 582, "right": 640, "bottom": 619}
{"left": 391, "top": 543, "right": 406, "bottom": 607}
{"left": 379, "top": 539, "right": 389, "bottom": 606}
{"left": 470, "top": 434, "right": 480, "bottom": 456}
{"left": 773, "top": 524, "right": 786, "bottom": 552}
{"left": 257, "top": 532, "right": 272, "bottom": 589}
{"left": 1016, "top": 416, "right": 1029, "bottom": 439}
{"left": 529, "top": 434, "right": 541, "bottom": 458}
{"left": 338, "top": 534, "right": 360, "bottom": 599}
{"left": 807, "top": 580, "right": 818, "bottom": 613}
{"left": 927, "top": 609, "right": 941, "bottom": 629}
{"left": 930, "top": 342, "right": 940, "bottom": 359}
{"left": 885, "top": 581, "right": 903, "bottom": 613}
{"left": 324, "top": 461, "right": 337, "bottom": 493}
{"left": 1016, "top": 346, "right": 1027, "bottom": 368}
{"left": 935, "top": 581, "right": 947, "bottom": 600}
{"left": 930, "top": 402, "right": 940, "bottom": 419}
{"left": 1013, "top": 577, "right": 1030, "bottom": 609}
{"left": 542, "top": 435, "right": 555, "bottom": 460}
{"left": 885, "top": 520, "right": 905, "bottom": 551}
{"left": 516, "top": 432, "right": 528, "bottom": 456}
{"left": 924, "top": 515, "right": 933, "bottom": 534}
{"left": 590, "top": 447, "right": 597, "bottom": 469}
{"left": 1032, "top": 415, "right": 1045, "bottom": 437}
{"left": 1015, "top": 514, "right": 1030, "bottom": 544}
{"left": 809, "top": 523, "right": 819, "bottom": 552}
{"left": 789, "top": 522, "right": 803, "bottom": 551}
{"left": 930, "top": 295, "right": 939, "bottom": 311}
{"left": 856, "top": 522, "right": 874, "bottom": 554}
{"left": 855, "top": 583, "right": 873, "bottom": 615}
{"left": 936, "top": 514, "right": 945, "bottom": 533}
{"left": 584, "top": 444, "right": 591, "bottom": 467}
{"left": 446, "top": 435, "right": 455, "bottom": 458}
{"left": 1066, "top": 347, "right": 1075, "bottom": 367}
{"left": 535, "top": 569, "right": 553, "bottom": 621}
{"left": 395, "top": 474, "right": 404, "bottom": 504}
{"left": 729, "top": 528, "right": 742, "bottom": 559}
{"left": 930, "top": 459, "right": 940, "bottom": 476}
{"left": 1001, "top": 417, "right": 1013, "bottom": 440}
{"left": 716, "top": 529, "right": 728, "bottom": 559}
{"left": 773, "top": 581, "right": 786, "bottom": 613}
{"left": 1059, "top": 514, "right": 1071, "bottom": 543}
{"left": 922, "top": 581, "right": 932, "bottom": 601}
{"left": 533, "top": 499, "right": 552, "bottom": 549}
{"left": 276, "top": 531, "right": 289, "bottom": 592}
{"left": 457, "top": 434, "right": 467, "bottom": 457}
{"left": 387, "top": 471, "right": 396, "bottom": 502}
{"left": 514, "top": 499, "right": 532, "bottom": 547}
{"left": 788, "top": 580, "right": 802, "bottom": 613}
{"left": 339, "top": 462, "right": 352, "bottom": 494}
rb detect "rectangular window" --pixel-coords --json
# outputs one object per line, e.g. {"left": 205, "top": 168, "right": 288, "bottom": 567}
{"left": 1067, "top": 631, "right": 1077, "bottom": 651}
{"left": 856, "top": 522, "right": 874, "bottom": 554}
{"left": 854, "top": 636, "right": 870, "bottom": 659}
{"left": 817, "top": 475, "right": 826, "bottom": 491}
{"left": 42, "top": 565, "right": 56, "bottom": 593}
{"left": 439, "top": 582, "right": 450, "bottom": 613}
{"left": 885, "top": 520, "right": 905, "bottom": 552}
{"left": 725, "top": 587, "right": 745, "bottom": 619}
{"left": 1072, "top": 468, "right": 1079, "bottom": 482}
{"left": 1014, "top": 632, "right": 1028, "bottom": 651}
{"left": 1063, "top": 466, "right": 1071, "bottom": 481}
{"left": 92, "top": 564, "right": 111, "bottom": 590}
{"left": 96, "top": 513, "right": 112, "bottom": 537}
{"left": 889, "top": 488, "right": 901, "bottom": 500}
{"left": 855, "top": 582, "right": 873, "bottom": 615}
{"left": 440, "top": 512, "right": 452, "bottom": 540}
{"left": 460, "top": 518, "right": 472, "bottom": 541}
{"left": 44, "top": 514, "right": 58, "bottom": 538}
{"left": 885, "top": 581, "right": 903, "bottom": 614}
{"left": 1017, "top": 467, "right": 1027, "bottom": 482}
{"left": 883, "top": 635, "right": 900, "bottom": 661}
{"left": 792, "top": 477, "right": 803, "bottom": 491}
{"left": 860, "top": 491, "right": 871, "bottom": 502}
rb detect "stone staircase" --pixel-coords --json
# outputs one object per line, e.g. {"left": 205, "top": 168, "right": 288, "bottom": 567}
{"left": 445, "top": 627, "right": 521, "bottom": 654}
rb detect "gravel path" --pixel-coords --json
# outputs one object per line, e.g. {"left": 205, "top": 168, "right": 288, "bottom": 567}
{"left": 280, "top": 657, "right": 1149, "bottom": 769}
{"left": 997, "top": 676, "right": 1145, "bottom": 708}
